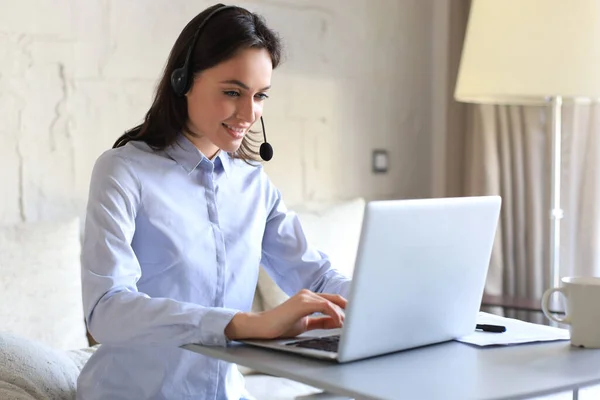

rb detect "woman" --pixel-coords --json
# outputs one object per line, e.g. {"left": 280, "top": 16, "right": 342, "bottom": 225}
{"left": 77, "top": 3, "right": 350, "bottom": 400}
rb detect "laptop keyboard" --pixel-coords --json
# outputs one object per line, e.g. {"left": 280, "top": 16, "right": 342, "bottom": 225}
{"left": 286, "top": 335, "right": 340, "bottom": 353}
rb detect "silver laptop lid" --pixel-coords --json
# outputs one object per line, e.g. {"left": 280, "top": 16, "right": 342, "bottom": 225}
{"left": 337, "top": 196, "right": 501, "bottom": 362}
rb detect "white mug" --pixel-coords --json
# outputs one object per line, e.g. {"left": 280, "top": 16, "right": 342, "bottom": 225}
{"left": 542, "top": 276, "right": 600, "bottom": 348}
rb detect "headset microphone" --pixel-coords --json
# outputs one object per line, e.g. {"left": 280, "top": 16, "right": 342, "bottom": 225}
{"left": 259, "top": 116, "right": 273, "bottom": 161}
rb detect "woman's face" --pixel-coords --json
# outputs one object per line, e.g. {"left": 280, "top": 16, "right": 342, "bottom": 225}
{"left": 185, "top": 47, "right": 273, "bottom": 158}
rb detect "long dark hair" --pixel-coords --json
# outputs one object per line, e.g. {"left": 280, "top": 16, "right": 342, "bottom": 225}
{"left": 113, "top": 4, "right": 282, "bottom": 162}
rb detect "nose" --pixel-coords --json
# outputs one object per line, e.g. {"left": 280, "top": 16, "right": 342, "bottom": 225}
{"left": 236, "top": 97, "right": 257, "bottom": 123}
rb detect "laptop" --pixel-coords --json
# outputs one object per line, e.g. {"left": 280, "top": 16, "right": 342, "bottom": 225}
{"left": 241, "top": 196, "right": 501, "bottom": 363}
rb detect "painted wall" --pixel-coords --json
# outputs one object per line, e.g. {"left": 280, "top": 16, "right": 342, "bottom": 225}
{"left": 0, "top": 0, "right": 433, "bottom": 224}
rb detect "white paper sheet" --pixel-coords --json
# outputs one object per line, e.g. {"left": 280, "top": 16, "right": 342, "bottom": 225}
{"left": 456, "top": 312, "right": 570, "bottom": 346}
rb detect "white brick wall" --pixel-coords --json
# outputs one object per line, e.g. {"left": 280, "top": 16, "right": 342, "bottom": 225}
{"left": 0, "top": 0, "right": 433, "bottom": 224}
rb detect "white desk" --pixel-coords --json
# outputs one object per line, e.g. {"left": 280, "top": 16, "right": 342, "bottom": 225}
{"left": 183, "top": 340, "right": 600, "bottom": 400}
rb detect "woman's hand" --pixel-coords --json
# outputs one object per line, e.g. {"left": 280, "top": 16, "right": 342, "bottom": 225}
{"left": 224, "top": 289, "right": 347, "bottom": 340}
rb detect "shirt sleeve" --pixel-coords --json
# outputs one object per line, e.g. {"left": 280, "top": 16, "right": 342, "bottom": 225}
{"left": 259, "top": 175, "right": 352, "bottom": 299}
{"left": 81, "top": 151, "right": 238, "bottom": 347}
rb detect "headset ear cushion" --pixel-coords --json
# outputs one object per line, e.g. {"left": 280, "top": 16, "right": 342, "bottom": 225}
{"left": 171, "top": 67, "right": 189, "bottom": 96}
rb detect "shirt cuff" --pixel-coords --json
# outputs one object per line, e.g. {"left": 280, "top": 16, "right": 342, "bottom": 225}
{"left": 197, "top": 308, "right": 240, "bottom": 347}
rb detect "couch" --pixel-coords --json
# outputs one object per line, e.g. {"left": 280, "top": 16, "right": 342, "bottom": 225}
{"left": 0, "top": 198, "right": 365, "bottom": 400}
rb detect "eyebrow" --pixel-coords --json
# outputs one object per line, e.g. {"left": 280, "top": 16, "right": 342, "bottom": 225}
{"left": 220, "top": 79, "right": 271, "bottom": 91}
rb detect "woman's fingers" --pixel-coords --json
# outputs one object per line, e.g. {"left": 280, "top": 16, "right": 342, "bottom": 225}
{"left": 315, "top": 293, "right": 347, "bottom": 309}
{"left": 316, "top": 299, "right": 345, "bottom": 326}
{"left": 305, "top": 315, "right": 342, "bottom": 331}
{"left": 295, "top": 290, "right": 347, "bottom": 311}
{"left": 261, "top": 290, "right": 348, "bottom": 339}
{"left": 295, "top": 291, "right": 345, "bottom": 327}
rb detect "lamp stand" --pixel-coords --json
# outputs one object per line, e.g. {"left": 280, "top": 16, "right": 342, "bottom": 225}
{"left": 549, "top": 96, "right": 563, "bottom": 292}
{"left": 550, "top": 95, "right": 578, "bottom": 400}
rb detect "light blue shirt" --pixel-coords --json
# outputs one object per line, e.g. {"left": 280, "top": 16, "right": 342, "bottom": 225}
{"left": 77, "top": 134, "right": 351, "bottom": 400}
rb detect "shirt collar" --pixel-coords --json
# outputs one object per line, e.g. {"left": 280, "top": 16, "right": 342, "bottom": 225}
{"left": 164, "top": 133, "right": 230, "bottom": 177}
{"left": 215, "top": 150, "right": 231, "bottom": 177}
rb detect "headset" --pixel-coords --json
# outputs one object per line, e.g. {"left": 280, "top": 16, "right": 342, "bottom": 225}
{"left": 171, "top": 5, "right": 274, "bottom": 161}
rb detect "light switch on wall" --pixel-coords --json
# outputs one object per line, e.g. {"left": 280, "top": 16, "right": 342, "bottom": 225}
{"left": 372, "top": 149, "right": 388, "bottom": 173}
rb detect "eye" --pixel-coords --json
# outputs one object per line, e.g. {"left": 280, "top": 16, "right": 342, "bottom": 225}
{"left": 223, "top": 91, "right": 240, "bottom": 97}
{"left": 255, "top": 93, "right": 269, "bottom": 100}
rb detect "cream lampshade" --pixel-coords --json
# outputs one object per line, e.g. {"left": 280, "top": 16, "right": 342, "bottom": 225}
{"left": 455, "top": 0, "right": 600, "bottom": 105}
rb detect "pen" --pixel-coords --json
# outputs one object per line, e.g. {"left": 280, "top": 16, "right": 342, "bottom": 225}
{"left": 476, "top": 324, "right": 506, "bottom": 333}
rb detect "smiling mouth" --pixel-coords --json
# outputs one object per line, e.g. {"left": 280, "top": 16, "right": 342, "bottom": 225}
{"left": 222, "top": 123, "right": 246, "bottom": 139}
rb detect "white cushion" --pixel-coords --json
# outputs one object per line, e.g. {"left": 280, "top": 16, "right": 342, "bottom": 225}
{"left": 291, "top": 197, "right": 365, "bottom": 279}
{"left": 0, "top": 332, "right": 81, "bottom": 400}
{"left": 256, "top": 198, "right": 365, "bottom": 311}
{"left": 0, "top": 218, "right": 88, "bottom": 350}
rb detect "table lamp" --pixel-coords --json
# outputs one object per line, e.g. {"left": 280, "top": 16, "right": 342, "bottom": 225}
{"left": 454, "top": 0, "right": 600, "bottom": 291}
